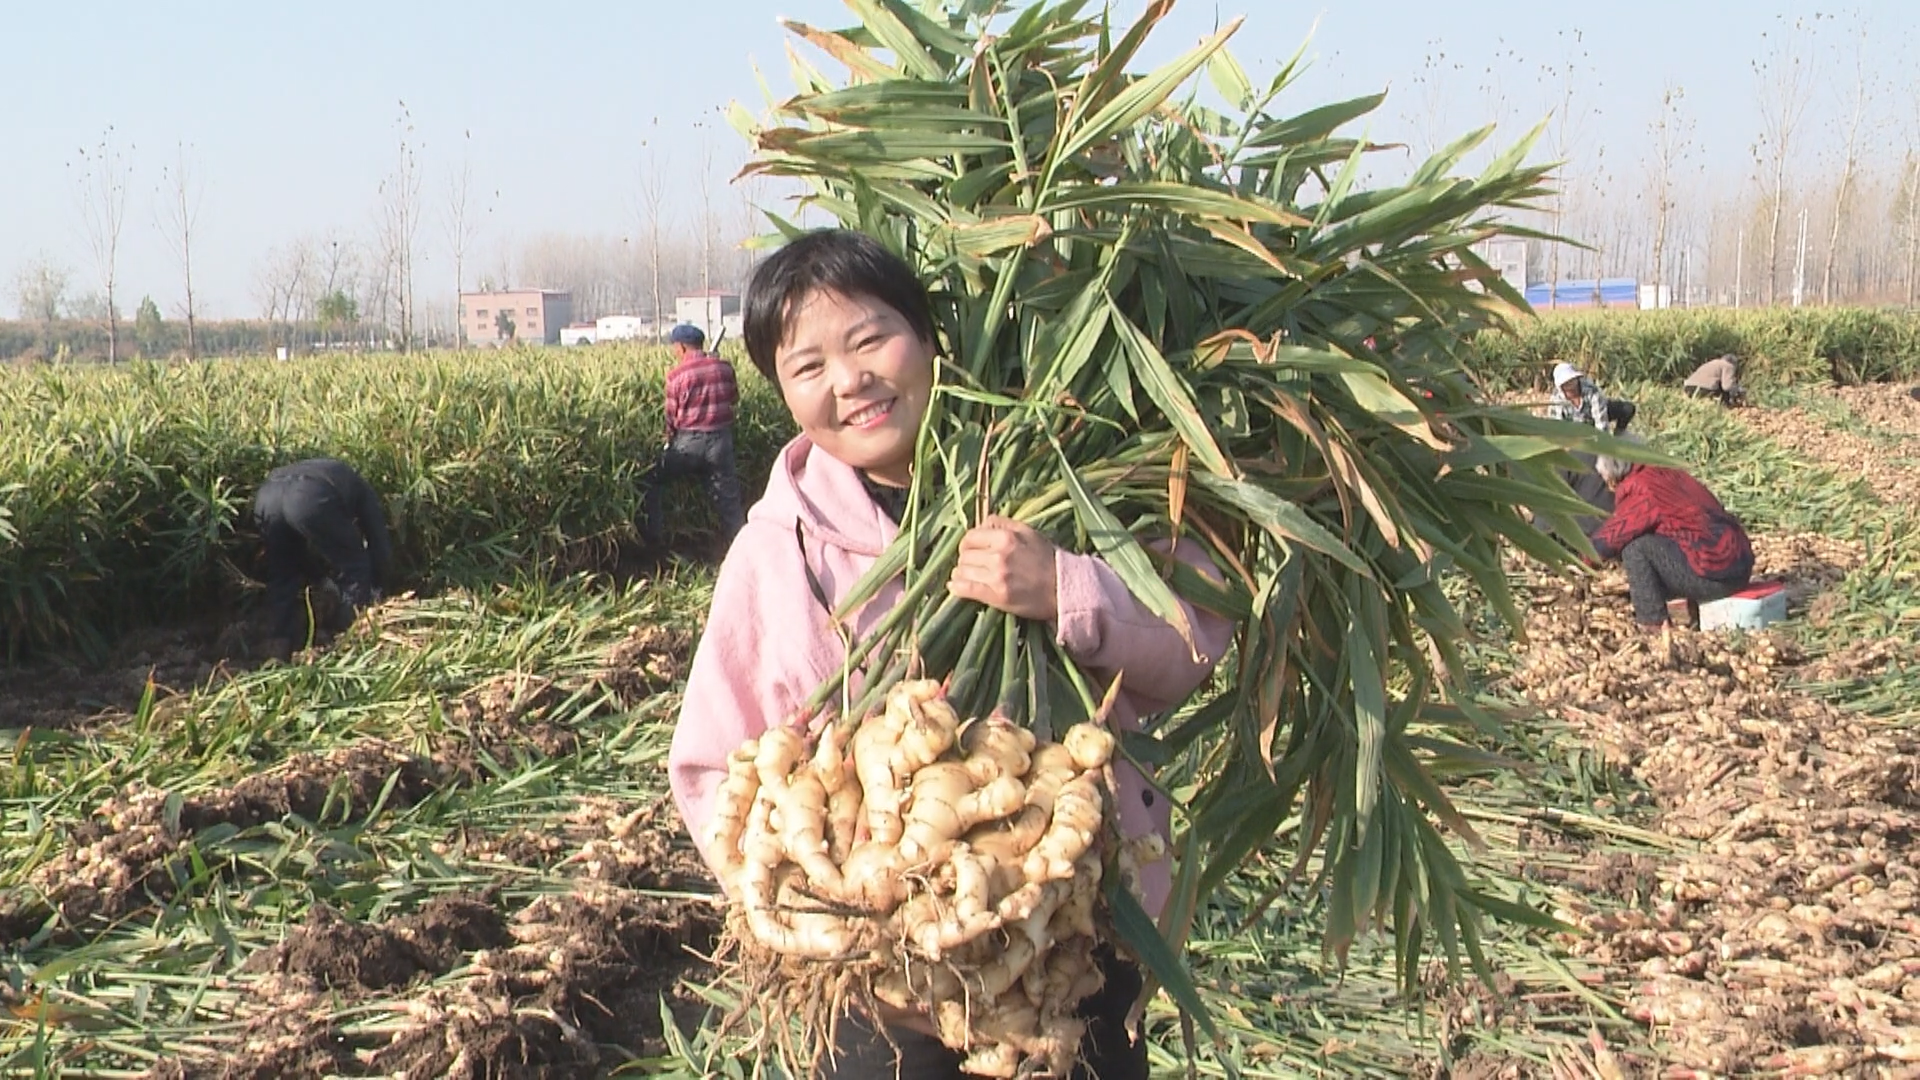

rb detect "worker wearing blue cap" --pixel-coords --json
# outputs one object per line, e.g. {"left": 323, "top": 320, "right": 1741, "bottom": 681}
{"left": 639, "top": 323, "right": 745, "bottom": 553}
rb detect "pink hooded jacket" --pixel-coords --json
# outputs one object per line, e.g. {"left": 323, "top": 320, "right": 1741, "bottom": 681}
{"left": 667, "top": 434, "right": 1234, "bottom": 916}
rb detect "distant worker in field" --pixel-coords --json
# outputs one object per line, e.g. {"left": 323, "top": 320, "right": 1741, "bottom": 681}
{"left": 1587, "top": 443, "right": 1753, "bottom": 631}
{"left": 639, "top": 323, "right": 746, "bottom": 553}
{"left": 1682, "top": 354, "right": 1747, "bottom": 407}
{"left": 1548, "top": 361, "right": 1635, "bottom": 434}
{"left": 252, "top": 457, "right": 393, "bottom": 646}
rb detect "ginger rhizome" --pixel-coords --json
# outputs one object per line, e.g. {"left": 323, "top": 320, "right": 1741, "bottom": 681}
{"left": 706, "top": 679, "right": 1151, "bottom": 1078}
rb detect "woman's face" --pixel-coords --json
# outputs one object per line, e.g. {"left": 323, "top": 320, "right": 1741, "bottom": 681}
{"left": 772, "top": 289, "right": 934, "bottom": 487}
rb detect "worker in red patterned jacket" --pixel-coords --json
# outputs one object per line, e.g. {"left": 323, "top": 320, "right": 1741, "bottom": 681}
{"left": 639, "top": 323, "right": 746, "bottom": 552}
{"left": 1588, "top": 441, "right": 1754, "bottom": 629}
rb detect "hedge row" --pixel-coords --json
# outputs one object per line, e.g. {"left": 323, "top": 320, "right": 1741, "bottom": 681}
{"left": 1481, "top": 307, "right": 1920, "bottom": 390}
{"left": 0, "top": 344, "right": 791, "bottom": 656}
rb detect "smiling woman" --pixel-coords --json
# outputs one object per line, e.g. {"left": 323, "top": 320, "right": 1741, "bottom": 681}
{"left": 768, "top": 288, "right": 933, "bottom": 488}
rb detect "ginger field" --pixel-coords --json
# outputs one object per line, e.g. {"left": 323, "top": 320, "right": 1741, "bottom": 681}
{"left": 2, "top": 371, "right": 1919, "bottom": 1078}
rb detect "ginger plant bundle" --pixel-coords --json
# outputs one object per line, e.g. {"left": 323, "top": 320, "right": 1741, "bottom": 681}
{"left": 708, "top": 680, "right": 1155, "bottom": 1078}
{"left": 731, "top": 0, "right": 1602, "bottom": 1058}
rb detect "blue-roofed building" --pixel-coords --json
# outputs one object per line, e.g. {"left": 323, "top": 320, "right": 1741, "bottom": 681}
{"left": 1525, "top": 278, "right": 1641, "bottom": 310}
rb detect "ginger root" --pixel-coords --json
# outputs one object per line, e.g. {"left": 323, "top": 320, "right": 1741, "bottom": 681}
{"left": 712, "top": 681, "right": 1134, "bottom": 1079}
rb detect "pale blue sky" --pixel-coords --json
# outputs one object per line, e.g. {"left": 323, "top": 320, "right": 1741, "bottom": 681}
{"left": 3, "top": 1, "right": 1911, "bottom": 318}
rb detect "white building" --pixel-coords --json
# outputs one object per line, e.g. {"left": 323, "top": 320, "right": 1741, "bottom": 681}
{"left": 596, "top": 315, "right": 658, "bottom": 341}
{"left": 562, "top": 315, "right": 664, "bottom": 346}
{"left": 674, "top": 292, "right": 743, "bottom": 345}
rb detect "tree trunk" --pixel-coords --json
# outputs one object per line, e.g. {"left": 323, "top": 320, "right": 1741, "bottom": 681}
{"left": 106, "top": 281, "right": 118, "bottom": 363}
{"left": 184, "top": 237, "right": 197, "bottom": 360}
{"left": 1765, "top": 159, "right": 1786, "bottom": 306}
{"left": 1821, "top": 102, "right": 1865, "bottom": 306}
{"left": 650, "top": 217, "right": 663, "bottom": 332}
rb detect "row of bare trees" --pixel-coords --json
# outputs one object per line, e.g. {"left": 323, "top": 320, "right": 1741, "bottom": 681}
{"left": 12, "top": 106, "right": 771, "bottom": 359}
{"left": 1518, "top": 10, "right": 1920, "bottom": 308}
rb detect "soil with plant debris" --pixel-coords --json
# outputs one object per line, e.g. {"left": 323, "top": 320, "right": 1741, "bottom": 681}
{"left": 0, "top": 620, "right": 250, "bottom": 732}
{"left": 1496, "top": 536, "right": 1920, "bottom": 1075}
{"left": 1829, "top": 383, "right": 1920, "bottom": 438}
{"left": 0, "top": 740, "right": 441, "bottom": 939}
{"left": 1733, "top": 394, "right": 1920, "bottom": 507}
{"left": 144, "top": 802, "right": 721, "bottom": 1080}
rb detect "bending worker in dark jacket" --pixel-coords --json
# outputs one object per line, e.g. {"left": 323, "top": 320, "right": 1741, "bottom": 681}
{"left": 253, "top": 458, "right": 393, "bottom": 642}
{"left": 1588, "top": 445, "right": 1753, "bottom": 629}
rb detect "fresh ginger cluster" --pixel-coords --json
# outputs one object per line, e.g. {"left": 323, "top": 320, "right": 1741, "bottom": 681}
{"left": 707, "top": 679, "right": 1151, "bottom": 1077}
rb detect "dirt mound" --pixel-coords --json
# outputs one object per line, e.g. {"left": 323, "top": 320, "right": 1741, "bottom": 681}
{"left": 243, "top": 895, "right": 511, "bottom": 991}
{"left": 3, "top": 741, "right": 438, "bottom": 935}
{"left": 435, "top": 671, "right": 582, "bottom": 775}
{"left": 150, "top": 808, "right": 720, "bottom": 1080}
{"left": 369, "top": 887, "right": 721, "bottom": 1078}
{"left": 1508, "top": 563, "right": 1920, "bottom": 1073}
{"left": 596, "top": 624, "right": 691, "bottom": 706}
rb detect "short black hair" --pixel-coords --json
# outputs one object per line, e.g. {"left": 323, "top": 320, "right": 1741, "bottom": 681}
{"left": 742, "top": 228, "right": 936, "bottom": 383}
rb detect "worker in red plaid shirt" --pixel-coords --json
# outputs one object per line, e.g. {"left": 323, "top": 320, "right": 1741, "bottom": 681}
{"left": 1588, "top": 441, "right": 1754, "bottom": 629}
{"left": 640, "top": 323, "right": 746, "bottom": 552}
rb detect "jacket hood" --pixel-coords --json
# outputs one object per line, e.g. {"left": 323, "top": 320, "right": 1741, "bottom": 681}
{"left": 748, "top": 435, "right": 899, "bottom": 559}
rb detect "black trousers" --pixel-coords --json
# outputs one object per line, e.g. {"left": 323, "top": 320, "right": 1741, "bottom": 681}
{"left": 1605, "top": 398, "right": 1636, "bottom": 434}
{"left": 818, "top": 947, "right": 1147, "bottom": 1080}
{"left": 1684, "top": 385, "right": 1744, "bottom": 406}
{"left": 254, "top": 475, "right": 377, "bottom": 641}
{"left": 640, "top": 429, "right": 745, "bottom": 550}
{"left": 1621, "top": 535, "right": 1750, "bottom": 625}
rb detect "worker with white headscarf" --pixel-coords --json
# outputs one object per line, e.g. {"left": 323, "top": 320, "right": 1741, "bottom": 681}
{"left": 1547, "top": 361, "right": 1635, "bottom": 434}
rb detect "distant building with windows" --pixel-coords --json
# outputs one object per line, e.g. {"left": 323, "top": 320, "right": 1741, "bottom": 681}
{"left": 459, "top": 289, "right": 573, "bottom": 346}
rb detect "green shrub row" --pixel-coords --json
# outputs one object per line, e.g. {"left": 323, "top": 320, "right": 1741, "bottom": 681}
{"left": 1480, "top": 306, "right": 1920, "bottom": 391}
{"left": 0, "top": 344, "right": 791, "bottom": 657}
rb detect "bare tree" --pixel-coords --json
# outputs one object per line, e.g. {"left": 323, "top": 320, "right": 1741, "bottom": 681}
{"left": 1752, "top": 13, "right": 1821, "bottom": 306}
{"left": 1540, "top": 30, "right": 1598, "bottom": 303}
{"left": 71, "top": 127, "right": 134, "bottom": 362}
{"left": 157, "top": 142, "right": 205, "bottom": 359}
{"left": 637, "top": 123, "right": 671, "bottom": 327}
{"left": 1821, "top": 13, "right": 1874, "bottom": 306}
{"left": 444, "top": 131, "right": 491, "bottom": 343}
{"left": 378, "top": 103, "right": 424, "bottom": 351}
{"left": 12, "top": 252, "right": 71, "bottom": 328}
{"left": 1646, "top": 84, "right": 1692, "bottom": 305}
{"left": 697, "top": 121, "right": 717, "bottom": 296}
{"left": 253, "top": 241, "right": 315, "bottom": 350}
{"left": 1902, "top": 147, "right": 1920, "bottom": 307}
{"left": 1405, "top": 42, "right": 1462, "bottom": 159}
